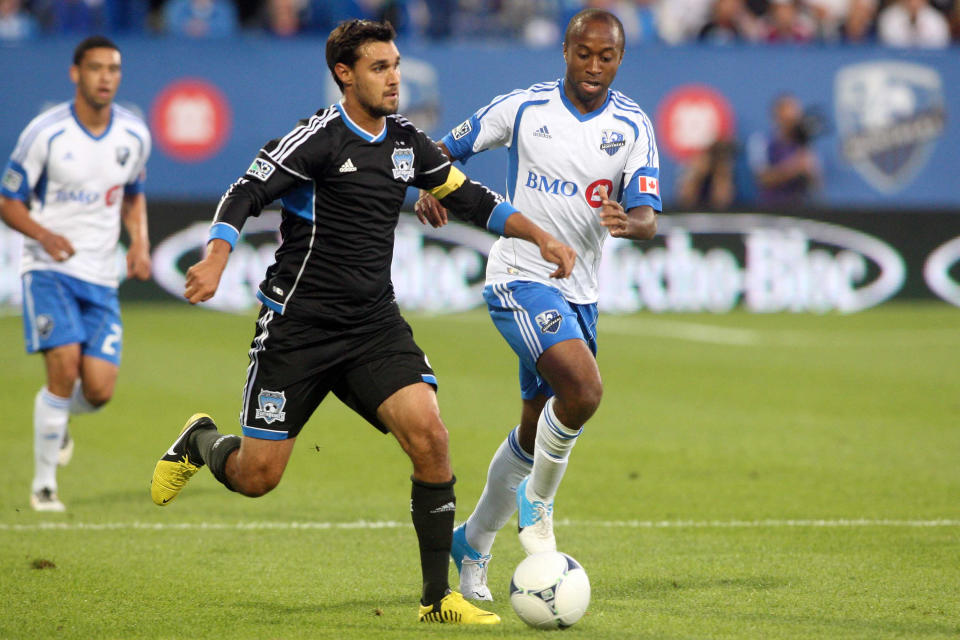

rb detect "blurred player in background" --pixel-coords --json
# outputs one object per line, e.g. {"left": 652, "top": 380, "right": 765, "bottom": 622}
{"left": 416, "top": 8, "right": 661, "bottom": 600}
{"left": 0, "top": 35, "right": 152, "bottom": 512}
{"left": 149, "top": 19, "right": 575, "bottom": 625}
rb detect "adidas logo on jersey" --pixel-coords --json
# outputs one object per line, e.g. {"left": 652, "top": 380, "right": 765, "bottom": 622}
{"left": 339, "top": 158, "right": 357, "bottom": 173}
{"left": 533, "top": 125, "right": 552, "bottom": 139}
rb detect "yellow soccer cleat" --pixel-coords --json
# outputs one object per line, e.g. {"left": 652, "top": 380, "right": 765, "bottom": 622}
{"left": 418, "top": 590, "right": 501, "bottom": 624}
{"left": 150, "top": 413, "right": 215, "bottom": 506}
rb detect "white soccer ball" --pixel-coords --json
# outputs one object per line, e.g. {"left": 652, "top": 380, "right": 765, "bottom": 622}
{"left": 509, "top": 551, "right": 591, "bottom": 629}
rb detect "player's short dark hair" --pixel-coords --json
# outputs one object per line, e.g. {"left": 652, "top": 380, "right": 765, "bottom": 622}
{"left": 563, "top": 9, "right": 625, "bottom": 51}
{"left": 73, "top": 35, "right": 120, "bottom": 66}
{"left": 326, "top": 19, "right": 397, "bottom": 91}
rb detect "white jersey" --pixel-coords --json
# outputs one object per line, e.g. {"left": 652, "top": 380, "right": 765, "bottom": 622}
{"left": 1, "top": 101, "right": 151, "bottom": 288}
{"left": 441, "top": 79, "right": 661, "bottom": 304}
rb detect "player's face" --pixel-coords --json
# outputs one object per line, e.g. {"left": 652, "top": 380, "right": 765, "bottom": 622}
{"left": 71, "top": 47, "right": 122, "bottom": 110}
{"left": 351, "top": 40, "right": 401, "bottom": 119}
{"left": 563, "top": 19, "right": 623, "bottom": 111}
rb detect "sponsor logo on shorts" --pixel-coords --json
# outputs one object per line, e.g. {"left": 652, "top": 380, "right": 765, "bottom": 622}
{"left": 246, "top": 158, "right": 276, "bottom": 182}
{"left": 255, "top": 389, "right": 287, "bottom": 424}
{"left": 36, "top": 314, "right": 54, "bottom": 340}
{"left": 535, "top": 309, "right": 562, "bottom": 334}
{"left": 451, "top": 120, "right": 472, "bottom": 140}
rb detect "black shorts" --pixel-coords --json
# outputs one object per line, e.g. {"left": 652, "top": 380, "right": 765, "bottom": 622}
{"left": 239, "top": 307, "right": 437, "bottom": 439}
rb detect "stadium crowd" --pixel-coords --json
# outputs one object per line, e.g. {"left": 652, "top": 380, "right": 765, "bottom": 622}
{"left": 1, "top": 0, "right": 959, "bottom": 46}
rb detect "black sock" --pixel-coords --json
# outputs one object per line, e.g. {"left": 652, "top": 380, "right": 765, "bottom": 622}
{"left": 410, "top": 475, "right": 456, "bottom": 606}
{"left": 190, "top": 427, "right": 241, "bottom": 492}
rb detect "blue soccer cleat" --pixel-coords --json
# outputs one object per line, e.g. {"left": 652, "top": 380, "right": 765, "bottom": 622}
{"left": 451, "top": 523, "right": 493, "bottom": 601}
{"left": 516, "top": 476, "right": 556, "bottom": 555}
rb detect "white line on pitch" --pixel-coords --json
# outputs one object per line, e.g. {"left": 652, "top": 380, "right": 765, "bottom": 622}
{"left": 1, "top": 518, "right": 958, "bottom": 532}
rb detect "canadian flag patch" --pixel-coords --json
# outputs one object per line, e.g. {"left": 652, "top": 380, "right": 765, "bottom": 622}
{"left": 638, "top": 176, "right": 660, "bottom": 196}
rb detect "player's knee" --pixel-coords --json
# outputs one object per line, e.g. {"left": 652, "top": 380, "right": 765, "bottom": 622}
{"left": 557, "top": 379, "right": 603, "bottom": 425}
{"left": 406, "top": 420, "right": 449, "bottom": 461}
{"left": 234, "top": 461, "right": 284, "bottom": 497}
{"left": 83, "top": 385, "right": 114, "bottom": 408}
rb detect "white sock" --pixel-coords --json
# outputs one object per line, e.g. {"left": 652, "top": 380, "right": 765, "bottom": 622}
{"left": 465, "top": 426, "right": 533, "bottom": 556}
{"left": 69, "top": 380, "right": 100, "bottom": 414}
{"left": 33, "top": 388, "right": 70, "bottom": 493}
{"left": 529, "top": 396, "right": 581, "bottom": 503}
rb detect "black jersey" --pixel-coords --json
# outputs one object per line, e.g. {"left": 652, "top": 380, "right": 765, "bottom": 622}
{"left": 209, "top": 104, "right": 515, "bottom": 327}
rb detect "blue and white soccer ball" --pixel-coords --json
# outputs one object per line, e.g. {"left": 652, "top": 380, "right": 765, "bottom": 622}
{"left": 509, "top": 551, "right": 591, "bottom": 629}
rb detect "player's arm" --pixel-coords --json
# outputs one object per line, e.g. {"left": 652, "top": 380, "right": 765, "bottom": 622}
{"left": 414, "top": 141, "right": 453, "bottom": 228}
{"left": 0, "top": 195, "right": 74, "bottom": 261}
{"left": 184, "top": 154, "right": 302, "bottom": 304}
{"left": 429, "top": 166, "right": 576, "bottom": 279}
{"left": 120, "top": 192, "right": 151, "bottom": 280}
{"left": 596, "top": 185, "right": 657, "bottom": 240}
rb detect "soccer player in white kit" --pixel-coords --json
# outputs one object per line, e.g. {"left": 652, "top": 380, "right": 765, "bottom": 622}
{"left": 416, "top": 8, "right": 662, "bottom": 600}
{"left": 0, "top": 36, "right": 152, "bottom": 512}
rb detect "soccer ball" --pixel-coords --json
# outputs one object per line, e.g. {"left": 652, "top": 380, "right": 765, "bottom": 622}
{"left": 509, "top": 551, "right": 590, "bottom": 629}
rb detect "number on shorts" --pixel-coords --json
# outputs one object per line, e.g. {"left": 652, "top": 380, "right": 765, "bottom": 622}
{"left": 102, "top": 323, "right": 122, "bottom": 356}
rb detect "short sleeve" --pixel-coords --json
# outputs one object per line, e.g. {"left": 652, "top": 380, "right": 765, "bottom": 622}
{"left": 621, "top": 111, "right": 662, "bottom": 212}
{"left": 440, "top": 89, "right": 528, "bottom": 162}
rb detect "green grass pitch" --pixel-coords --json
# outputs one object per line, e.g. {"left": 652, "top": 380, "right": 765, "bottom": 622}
{"left": 1, "top": 302, "right": 958, "bottom": 639}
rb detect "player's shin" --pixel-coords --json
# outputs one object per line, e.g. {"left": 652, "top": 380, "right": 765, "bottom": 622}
{"left": 192, "top": 427, "right": 241, "bottom": 491}
{"left": 465, "top": 426, "right": 533, "bottom": 555}
{"left": 410, "top": 475, "right": 456, "bottom": 605}
{"left": 530, "top": 397, "right": 581, "bottom": 502}
{"left": 33, "top": 388, "right": 70, "bottom": 492}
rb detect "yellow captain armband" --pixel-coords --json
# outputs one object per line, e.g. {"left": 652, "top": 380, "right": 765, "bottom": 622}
{"left": 428, "top": 166, "right": 466, "bottom": 200}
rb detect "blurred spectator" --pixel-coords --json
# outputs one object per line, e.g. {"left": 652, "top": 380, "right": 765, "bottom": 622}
{"left": 0, "top": 0, "right": 38, "bottom": 41}
{"left": 761, "top": 0, "right": 816, "bottom": 41}
{"left": 32, "top": 0, "right": 110, "bottom": 33}
{"left": 655, "top": 0, "right": 715, "bottom": 43}
{"left": 748, "top": 93, "right": 822, "bottom": 206}
{"left": 265, "top": 0, "right": 302, "bottom": 36}
{"left": 802, "top": 0, "right": 877, "bottom": 40}
{"left": 698, "top": 0, "right": 762, "bottom": 43}
{"left": 164, "top": 0, "right": 239, "bottom": 37}
{"left": 572, "top": 0, "right": 659, "bottom": 45}
{"left": 677, "top": 140, "right": 739, "bottom": 210}
{"left": 877, "top": 0, "right": 950, "bottom": 47}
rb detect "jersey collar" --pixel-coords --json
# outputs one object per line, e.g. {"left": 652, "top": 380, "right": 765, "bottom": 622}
{"left": 335, "top": 102, "right": 386, "bottom": 143}
{"left": 70, "top": 103, "right": 114, "bottom": 141}
{"left": 558, "top": 79, "right": 611, "bottom": 122}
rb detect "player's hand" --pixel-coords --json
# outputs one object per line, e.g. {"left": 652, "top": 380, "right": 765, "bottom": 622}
{"left": 596, "top": 185, "right": 630, "bottom": 238}
{"left": 184, "top": 242, "right": 229, "bottom": 304}
{"left": 126, "top": 241, "right": 152, "bottom": 281}
{"left": 414, "top": 190, "right": 448, "bottom": 228}
{"left": 539, "top": 236, "right": 577, "bottom": 279}
{"left": 38, "top": 230, "right": 75, "bottom": 262}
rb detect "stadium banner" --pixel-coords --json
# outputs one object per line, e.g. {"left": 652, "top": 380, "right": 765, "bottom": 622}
{"left": 1, "top": 204, "right": 957, "bottom": 313}
{"left": 0, "top": 39, "right": 958, "bottom": 208}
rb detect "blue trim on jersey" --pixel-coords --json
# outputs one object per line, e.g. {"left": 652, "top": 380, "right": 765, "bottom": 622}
{"left": 70, "top": 103, "right": 113, "bottom": 141}
{"left": 421, "top": 374, "right": 437, "bottom": 386}
{"left": 334, "top": 103, "right": 386, "bottom": 143}
{"left": 256, "top": 289, "right": 284, "bottom": 314}
{"left": 124, "top": 182, "right": 145, "bottom": 196}
{"left": 35, "top": 165, "right": 48, "bottom": 205}
{"left": 440, "top": 114, "right": 481, "bottom": 163}
{"left": 558, "top": 79, "right": 612, "bottom": 122}
{"left": 280, "top": 182, "right": 315, "bottom": 221}
{"left": 209, "top": 221, "right": 240, "bottom": 249}
{"left": 487, "top": 201, "right": 518, "bottom": 236}
{"left": 624, "top": 167, "right": 662, "bottom": 211}
{"left": 507, "top": 99, "right": 550, "bottom": 200}
{"left": 242, "top": 425, "right": 289, "bottom": 440}
{"left": 0, "top": 160, "right": 30, "bottom": 201}
{"left": 12, "top": 103, "right": 71, "bottom": 164}
{"left": 613, "top": 114, "right": 639, "bottom": 142}
{"left": 639, "top": 115, "right": 656, "bottom": 166}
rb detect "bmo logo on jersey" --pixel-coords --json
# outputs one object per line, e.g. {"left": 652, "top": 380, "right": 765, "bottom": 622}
{"left": 524, "top": 172, "right": 578, "bottom": 197}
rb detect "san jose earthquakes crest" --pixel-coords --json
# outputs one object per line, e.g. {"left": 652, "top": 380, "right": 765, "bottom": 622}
{"left": 255, "top": 389, "right": 287, "bottom": 424}
{"left": 391, "top": 147, "right": 415, "bottom": 181}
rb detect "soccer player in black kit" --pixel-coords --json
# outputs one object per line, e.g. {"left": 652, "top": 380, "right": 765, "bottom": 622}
{"left": 150, "top": 19, "right": 576, "bottom": 625}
